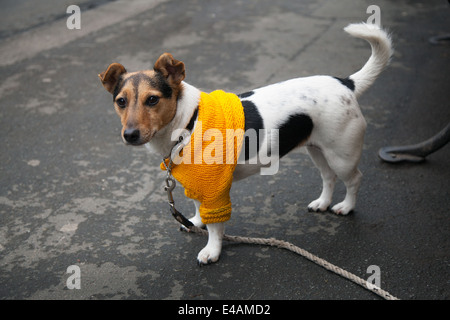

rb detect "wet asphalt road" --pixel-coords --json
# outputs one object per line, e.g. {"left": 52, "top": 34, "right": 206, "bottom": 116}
{"left": 0, "top": 0, "right": 449, "bottom": 300}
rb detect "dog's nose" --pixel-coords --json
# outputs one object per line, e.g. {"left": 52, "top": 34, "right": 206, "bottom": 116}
{"left": 123, "top": 128, "right": 140, "bottom": 144}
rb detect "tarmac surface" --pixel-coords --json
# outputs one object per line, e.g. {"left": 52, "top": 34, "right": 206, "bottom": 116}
{"left": 0, "top": 0, "right": 449, "bottom": 300}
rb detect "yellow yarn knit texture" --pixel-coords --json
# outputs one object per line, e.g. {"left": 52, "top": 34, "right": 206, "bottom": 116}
{"left": 161, "top": 90, "right": 245, "bottom": 224}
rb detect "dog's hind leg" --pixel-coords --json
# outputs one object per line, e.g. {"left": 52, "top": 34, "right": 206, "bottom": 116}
{"left": 321, "top": 115, "right": 366, "bottom": 215}
{"left": 307, "top": 146, "right": 337, "bottom": 212}
{"left": 331, "top": 167, "right": 362, "bottom": 215}
{"left": 322, "top": 141, "right": 363, "bottom": 215}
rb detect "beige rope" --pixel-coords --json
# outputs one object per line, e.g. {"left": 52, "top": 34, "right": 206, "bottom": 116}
{"left": 186, "top": 225, "right": 399, "bottom": 300}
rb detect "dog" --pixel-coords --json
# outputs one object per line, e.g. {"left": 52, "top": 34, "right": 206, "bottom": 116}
{"left": 99, "top": 23, "right": 393, "bottom": 265}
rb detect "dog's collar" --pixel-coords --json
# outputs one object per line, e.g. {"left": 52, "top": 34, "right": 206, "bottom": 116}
{"left": 185, "top": 107, "right": 198, "bottom": 132}
{"left": 163, "top": 107, "right": 198, "bottom": 164}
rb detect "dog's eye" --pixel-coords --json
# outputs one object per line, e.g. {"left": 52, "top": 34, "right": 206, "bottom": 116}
{"left": 116, "top": 97, "right": 127, "bottom": 108}
{"left": 146, "top": 95, "right": 160, "bottom": 106}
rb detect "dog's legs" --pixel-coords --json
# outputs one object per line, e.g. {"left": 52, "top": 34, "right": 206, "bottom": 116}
{"left": 186, "top": 200, "right": 224, "bottom": 264}
{"left": 321, "top": 117, "right": 366, "bottom": 215}
{"left": 307, "top": 146, "right": 337, "bottom": 212}
{"left": 331, "top": 168, "right": 362, "bottom": 215}
{"left": 323, "top": 145, "right": 363, "bottom": 215}
{"left": 197, "top": 222, "right": 224, "bottom": 265}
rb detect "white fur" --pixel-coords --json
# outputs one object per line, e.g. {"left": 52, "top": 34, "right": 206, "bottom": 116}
{"left": 146, "top": 23, "right": 393, "bottom": 264}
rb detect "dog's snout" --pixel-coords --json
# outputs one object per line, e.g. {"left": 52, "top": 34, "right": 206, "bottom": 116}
{"left": 123, "top": 128, "right": 141, "bottom": 144}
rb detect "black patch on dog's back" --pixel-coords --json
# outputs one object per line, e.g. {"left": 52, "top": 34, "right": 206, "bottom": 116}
{"left": 238, "top": 91, "right": 255, "bottom": 99}
{"left": 242, "top": 100, "right": 264, "bottom": 161}
{"left": 334, "top": 77, "right": 355, "bottom": 91}
{"left": 278, "top": 114, "right": 313, "bottom": 158}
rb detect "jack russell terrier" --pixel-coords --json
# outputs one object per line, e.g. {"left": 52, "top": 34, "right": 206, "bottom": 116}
{"left": 99, "top": 22, "right": 393, "bottom": 265}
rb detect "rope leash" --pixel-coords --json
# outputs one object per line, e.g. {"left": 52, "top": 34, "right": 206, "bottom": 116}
{"left": 183, "top": 225, "right": 399, "bottom": 300}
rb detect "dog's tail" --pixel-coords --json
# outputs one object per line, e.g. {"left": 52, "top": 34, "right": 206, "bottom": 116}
{"left": 345, "top": 23, "right": 393, "bottom": 98}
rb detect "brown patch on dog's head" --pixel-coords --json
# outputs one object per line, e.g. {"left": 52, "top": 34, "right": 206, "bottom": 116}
{"left": 153, "top": 52, "right": 185, "bottom": 87}
{"left": 98, "top": 53, "right": 186, "bottom": 146}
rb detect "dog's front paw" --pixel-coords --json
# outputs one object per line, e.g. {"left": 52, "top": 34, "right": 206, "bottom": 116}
{"left": 197, "top": 244, "right": 221, "bottom": 265}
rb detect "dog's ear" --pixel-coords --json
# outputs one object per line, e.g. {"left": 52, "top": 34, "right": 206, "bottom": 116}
{"left": 154, "top": 53, "right": 185, "bottom": 86}
{"left": 98, "top": 63, "right": 127, "bottom": 94}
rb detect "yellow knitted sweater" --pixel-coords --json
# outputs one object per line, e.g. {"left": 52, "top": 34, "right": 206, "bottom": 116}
{"left": 161, "top": 90, "right": 245, "bottom": 224}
